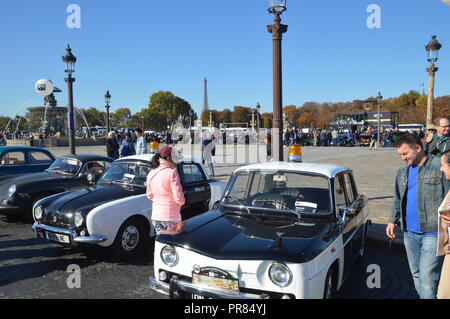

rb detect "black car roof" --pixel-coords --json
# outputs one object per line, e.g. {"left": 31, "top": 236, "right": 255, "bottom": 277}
{"left": 60, "top": 154, "right": 113, "bottom": 163}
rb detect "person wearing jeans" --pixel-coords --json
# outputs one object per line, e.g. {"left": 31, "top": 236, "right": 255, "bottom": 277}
{"left": 386, "top": 134, "right": 449, "bottom": 299}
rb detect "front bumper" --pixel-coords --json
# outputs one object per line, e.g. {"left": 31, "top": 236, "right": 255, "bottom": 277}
{"left": 32, "top": 223, "right": 108, "bottom": 246}
{"left": 148, "top": 276, "right": 261, "bottom": 299}
{"left": 0, "top": 200, "right": 20, "bottom": 214}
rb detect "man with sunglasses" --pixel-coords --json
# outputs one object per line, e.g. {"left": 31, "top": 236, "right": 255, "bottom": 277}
{"left": 426, "top": 117, "right": 450, "bottom": 157}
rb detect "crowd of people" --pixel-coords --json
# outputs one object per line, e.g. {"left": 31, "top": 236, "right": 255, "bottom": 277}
{"left": 282, "top": 126, "right": 431, "bottom": 148}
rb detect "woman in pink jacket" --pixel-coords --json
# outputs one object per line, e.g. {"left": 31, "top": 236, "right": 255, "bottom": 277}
{"left": 146, "top": 146, "right": 185, "bottom": 235}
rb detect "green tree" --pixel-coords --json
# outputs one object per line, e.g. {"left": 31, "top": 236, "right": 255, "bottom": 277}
{"left": 147, "top": 91, "right": 194, "bottom": 130}
{"left": 81, "top": 107, "right": 106, "bottom": 127}
{"left": 111, "top": 108, "right": 132, "bottom": 128}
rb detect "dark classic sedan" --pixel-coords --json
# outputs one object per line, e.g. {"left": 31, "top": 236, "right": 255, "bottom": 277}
{"left": 32, "top": 154, "right": 227, "bottom": 259}
{"left": 0, "top": 146, "right": 56, "bottom": 182}
{"left": 148, "top": 162, "right": 369, "bottom": 299}
{"left": 0, "top": 154, "right": 113, "bottom": 221}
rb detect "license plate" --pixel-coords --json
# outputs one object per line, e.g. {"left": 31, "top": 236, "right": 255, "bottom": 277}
{"left": 192, "top": 273, "right": 239, "bottom": 295}
{"left": 46, "top": 231, "right": 71, "bottom": 244}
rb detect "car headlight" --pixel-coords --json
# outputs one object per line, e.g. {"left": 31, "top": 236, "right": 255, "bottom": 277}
{"left": 34, "top": 206, "right": 43, "bottom": 220}
{"left": 268, "top": 263, "right": 292, "bottom": 287}
{"left": 7, "top": 185, "right": 16, "bottom": 199}
{"left": 74, "top": 212, "right": 84, "bottom": 228}
{"left": 161, "top": 245, "right": 178, "bottom": 267}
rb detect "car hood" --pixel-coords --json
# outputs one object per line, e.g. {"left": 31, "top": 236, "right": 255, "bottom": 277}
{"left": 157, "top": 211, "right": 341, "bottom": 263}
{"left": 42, "top": 185, "right": 145, "bottom": 216}
{"left": 0, "top": 172, "right": 68, "bottom": 189}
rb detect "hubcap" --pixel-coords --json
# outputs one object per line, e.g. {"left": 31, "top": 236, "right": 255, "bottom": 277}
{"left": 121, "top": 226, "right": 139, "bottom": 251}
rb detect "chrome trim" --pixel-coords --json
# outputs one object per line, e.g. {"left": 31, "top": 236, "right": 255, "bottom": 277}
{"left": 32, "top": 223, "right": 108, "bottom": 245}
{"left": 148, "top": 276, "right": 260, "bottom": 299}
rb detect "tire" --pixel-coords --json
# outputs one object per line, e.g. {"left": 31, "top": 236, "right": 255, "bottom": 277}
{"left": 323, "top": 267, "right": 336, "bottom": 299}
{"left": 111, "top": 217, "right": 148, "bottom": 260}
{"left": 358, "top": 223, "right": 368, "bottom": 258}
{"left": 24, "top": 195, "right": 49, "bottom": 223}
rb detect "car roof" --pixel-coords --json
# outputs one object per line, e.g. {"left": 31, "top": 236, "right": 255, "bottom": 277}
{"left": 0, "top": 146, "right": 53, "bottom": 153}
{"left": 60, "top": 154, "right": 114, "bottom": 163}
{"left": 234, "top": 161, "right": 351, "bottom": 178}
{"left": 117, "top": 154, "right": 202, "bottom": 164}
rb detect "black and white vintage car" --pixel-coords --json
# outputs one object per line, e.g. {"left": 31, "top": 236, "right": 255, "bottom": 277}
{"left": 32, "top": 154, "right": 227, "bottom": 259}
{"left": 148, "top": 162, "right": 369, "bottom": 299}
{"left": 0, "top": 154, "right": 113, "bottom": 221}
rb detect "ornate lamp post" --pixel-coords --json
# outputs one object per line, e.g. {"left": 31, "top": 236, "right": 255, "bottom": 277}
{"left": 62, "top": 45, "right": 77, "bottom": 155}
{"left": 267, "top": 0, "right": 288, "bottom": 161}
{"left": 104, "top": 90, "right": 111, "bottom": 133}
{"left": 425, "top": 35, "right": 442, "bottom": 126}
{"left": 377, "top": 92, "right": 383, "bottom": 148}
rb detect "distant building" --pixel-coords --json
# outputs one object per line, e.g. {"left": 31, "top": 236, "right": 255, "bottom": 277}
{"left": 330, "top": 111, "right": 399, "bottom": 131}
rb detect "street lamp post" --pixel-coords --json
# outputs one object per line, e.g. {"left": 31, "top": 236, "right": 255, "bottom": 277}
{"left": 267, "top": 0, "right": 288, "bottom": 162}
{"left": 425, "top": 35, "right": 442, "bottom": 126}
{"left": 62, "top": 45, "right": 77, "bottom": 155}
{"left": 105, "top": 90, "right": 111, "bottom": 133}
{"left": 377, "top": 92, "right": 383, "bottom": 148}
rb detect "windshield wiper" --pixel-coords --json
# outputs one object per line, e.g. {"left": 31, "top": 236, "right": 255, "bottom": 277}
{"left": 222, "top": 195, "right": 251, "bottom": 215}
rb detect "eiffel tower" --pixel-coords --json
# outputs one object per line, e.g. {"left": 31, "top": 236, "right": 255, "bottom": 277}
{"left": 202, "top": 78, "right": 209, "bottom": 115}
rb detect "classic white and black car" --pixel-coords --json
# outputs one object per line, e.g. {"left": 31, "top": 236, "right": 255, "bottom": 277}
{"left": 32, "top": 154, "right": 227, "bottom": 259}
{"left": 148, "top": 162, "right": 369, "bottom": 299}
{"left": 0, "top": 154, "right": 113, "bottom": 222}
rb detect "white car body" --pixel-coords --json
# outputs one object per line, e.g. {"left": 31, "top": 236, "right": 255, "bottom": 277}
{"left": 148, "top": 162, "right": 370, "bottom": 299}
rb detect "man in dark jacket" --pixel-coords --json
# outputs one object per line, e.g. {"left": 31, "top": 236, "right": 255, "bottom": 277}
{"left": 386, "top": 134, "right": 450, "bottom": 299}
{"left": 106, "top": 131, "right": 120, "bottom": 159}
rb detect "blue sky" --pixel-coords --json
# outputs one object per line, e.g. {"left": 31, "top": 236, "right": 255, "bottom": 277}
{"left": 0, "top": 0, "right": 449, "bottom": 118}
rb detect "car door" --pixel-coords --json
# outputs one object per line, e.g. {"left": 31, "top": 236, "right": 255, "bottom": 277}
{"left": 345, "top": 173, "right": 366, "bottom": 261}
{"left": 336, "top": 172, "right": 361, "bottom": 277}
{"left": 0, "top": 151, "right": 26, "bottom": 176}
{"left": 178, "top": 162, "right": 211, "bottom": 210}
{"left": 27, "top": 150, "right": 55, "bottom": 173}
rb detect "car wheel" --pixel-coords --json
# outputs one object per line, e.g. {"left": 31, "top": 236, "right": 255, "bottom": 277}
{"left": 111, "top": 217, "right": 148, "bottom": 260}
{"left": 25, "top": 195, "right": 48, "bottom": 223}
{"left": 358, "top": 223, "right": 368, "bottom": 258}
{"left": 323, "top": 267, "right": 336, "bottom": 299}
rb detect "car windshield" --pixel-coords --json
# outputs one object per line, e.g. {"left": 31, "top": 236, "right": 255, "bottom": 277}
{"left": 47, "top": 157, "right": 82, "bottom": 175}
{"left": 221, "top": 170, "right": 332, "bottom": 218}
{"left": 99, "top": 161, "right": 151, "bottom": 187}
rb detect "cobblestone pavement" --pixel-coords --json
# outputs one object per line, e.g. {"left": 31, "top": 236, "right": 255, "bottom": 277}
{"left": 0, "top": 145, "right": 416, "bottom": 299}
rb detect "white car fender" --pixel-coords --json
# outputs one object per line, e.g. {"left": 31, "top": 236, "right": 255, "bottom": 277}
{"left": 86, "top": 194, "right": 153, "bottom": 247}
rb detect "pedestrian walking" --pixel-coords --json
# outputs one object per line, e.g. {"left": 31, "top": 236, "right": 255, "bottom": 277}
{"left": 437, "top": 150, "right": 450, "bottom": 299}
{"left": 120, "top": 133, "right": 136, "bottom": 158}
{"left": 135, "top": 128, "right": 148, "bottom": 155}
{"left": 106, "top": 131, "right": 120, "bottom": 159}
{"left": 146, "top": 146, "right": 185, "bottom": 235}
{"left": 38, "top": 133, "right": 44, "bottom": 148}
{"left": 369, "top": 129, "right": 378, "bottom": 150}
{"left": 386, "top": 134, "right": 449, "bottom": 299}
{"left": 201, "top": 135, "right": 215, "bottom": 177}
{"left": 426, "top": 117, "right": 450, "bottom": 157}
{"left": 0, "top": 134, "right": 7, "bottom": 146}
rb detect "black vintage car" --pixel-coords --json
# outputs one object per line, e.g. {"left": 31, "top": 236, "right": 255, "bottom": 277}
{"left": 0, "top": 154, "right": 113, "bottom": 221}
{"left": 32, "top": 154, "right": 227, "bottom": 259}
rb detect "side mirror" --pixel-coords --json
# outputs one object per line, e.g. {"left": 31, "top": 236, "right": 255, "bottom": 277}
{"left": 87, "top": 173, "right": 96, "bottom": 184}
{"left": 212, "top": 201, "right": 220, "bottom": 211}
{"left": 338, "top": 207, "right": 355, "bottom": 223}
